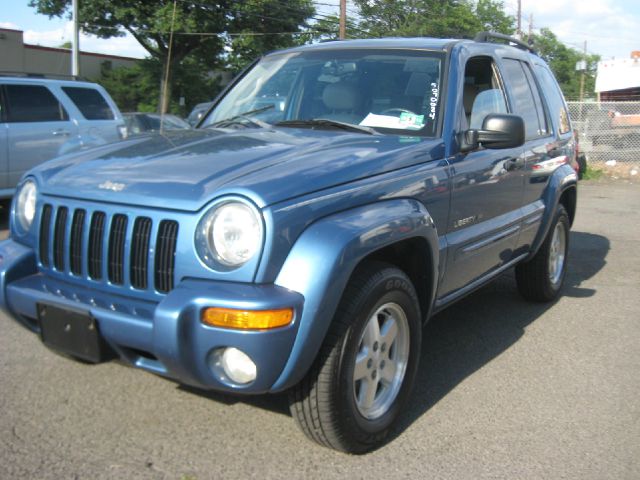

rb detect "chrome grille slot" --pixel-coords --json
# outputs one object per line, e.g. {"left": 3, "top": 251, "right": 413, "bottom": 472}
{"left": 39, "top": 204, "right": 53, "bottom": 267}
{"left": 69, "top": 209, "right": 85, "bottom": 276}
{"left": 107, "top": 214, "right": 128, "bottom": 285}
{"left": 53, "top": 207, "right": 68, "bottom": 271}
{"left": 155, "top": 220, "right": 178, "bottom": 293}
{"left": 88, "top": 212, "right": 106, "bottom": 280}
{"left": 130, "top": 217, "right": 152, "bottom": 290}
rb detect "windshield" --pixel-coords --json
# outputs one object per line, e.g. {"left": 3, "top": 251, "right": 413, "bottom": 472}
{"left": 202, "top": 48, "right": 444, "bottom": 136}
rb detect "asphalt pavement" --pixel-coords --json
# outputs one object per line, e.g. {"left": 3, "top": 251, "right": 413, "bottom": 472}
{"left": 0, "top": 181, "right": 638, "bottom": 479}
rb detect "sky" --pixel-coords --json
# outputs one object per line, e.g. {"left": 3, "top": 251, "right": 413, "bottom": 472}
{"left": 1, "top": 0, "right": 638, "bottom": 61}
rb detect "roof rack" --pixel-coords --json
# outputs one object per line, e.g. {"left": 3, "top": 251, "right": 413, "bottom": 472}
{"left": 0, "top": 71, "right": 85, "bottom": 81}
{"left": 473, "top": 32, "right": 536, "bottom": 54}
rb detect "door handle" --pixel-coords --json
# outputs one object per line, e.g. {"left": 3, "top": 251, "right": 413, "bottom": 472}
{"left": 52, "top": 129, "right": 71, "bottom": 137}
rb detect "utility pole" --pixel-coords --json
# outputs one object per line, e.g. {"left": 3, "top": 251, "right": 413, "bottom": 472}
{"left": 579, "top": 40, "right": 587, "bottom": 102}
{"left": 72, "top": 0, "right": 80, "bottom": 77}
{"left": 516, "top": 0, "right": 522, "bottom": 38}
{"left": 339, "top": 0, "right": 346, "bottom": 40}
{"left": 528, "top": 13, "right": 533, "bottom": 39}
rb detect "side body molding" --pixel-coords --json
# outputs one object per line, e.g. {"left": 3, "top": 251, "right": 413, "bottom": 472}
{"left": 270, "top": 199, "right": 439, "bottom": 391}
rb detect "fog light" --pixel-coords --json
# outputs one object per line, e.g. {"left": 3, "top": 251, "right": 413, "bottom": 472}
{"left": 215, "top": 347, "right": 257, "bottom": 384}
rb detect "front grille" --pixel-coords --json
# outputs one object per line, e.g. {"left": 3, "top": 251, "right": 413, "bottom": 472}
{"left": 38, "top": 204, "right": 178, "bottom": 294}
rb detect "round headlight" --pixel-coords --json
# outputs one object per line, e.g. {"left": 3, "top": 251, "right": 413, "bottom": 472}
{"left": 197, "top": 200, "right": 263, "bottom": 269}
{"left": 15, "top": 179, "right": 37, "bottom": 232}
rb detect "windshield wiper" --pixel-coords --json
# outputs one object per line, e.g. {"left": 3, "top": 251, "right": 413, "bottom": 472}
{"left": 207, "top": 104, "right": 274, "bottom": 128}
{"left": 274, "top": 118, "right": 378, "bottom": 135}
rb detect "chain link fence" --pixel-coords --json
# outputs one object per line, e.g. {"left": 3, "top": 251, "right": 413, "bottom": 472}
{"left": 568, "top": 101, "right": 640, "bottom": 175}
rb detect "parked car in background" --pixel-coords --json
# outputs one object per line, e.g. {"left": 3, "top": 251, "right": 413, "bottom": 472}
{"left": 123, "top": 112, "right": 191, "bottom": 136}
{"left": 186, "top": 101, "right": 214, "bottom": 126}
{"left": 0, "top": 33, "right": 577, "bottom": 453}
{"left": 586, "top": 108, "right": 640, "bottom": 148}
{"left": 574, "top": 130, "right": 587, "bottom": 179}
{"left": 0, "top": 76, "right": 125, "bottom": 198}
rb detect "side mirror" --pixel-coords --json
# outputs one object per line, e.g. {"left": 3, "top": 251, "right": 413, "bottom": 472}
{"left": 460, "top": 114, "right": 525, "bottom": 151}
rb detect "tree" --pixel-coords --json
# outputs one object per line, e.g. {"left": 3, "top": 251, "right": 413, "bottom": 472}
{"left": 96, "top": 57, "right": 223, "bottom": 115}
{"left": 298, "top": 14, "right": 362, "bottom": 42}
{"left": 30, "top": 0, "right": 315, "bottom": 112}
{"left": 474, "top": 0, "right": 515, "bottom": 35}
{"left": 225, "top": 0, "right": 315, "bottom": 73}
{"left": 351, "top": 0, "right": 514, "bottom": 38}
{"left": 526, "top": 28, "right": 600, "bottom": 100}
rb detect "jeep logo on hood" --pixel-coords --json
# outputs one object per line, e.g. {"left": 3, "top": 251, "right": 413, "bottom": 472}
{"left": 98, "top": 180, "right": 126, "bottom": 192}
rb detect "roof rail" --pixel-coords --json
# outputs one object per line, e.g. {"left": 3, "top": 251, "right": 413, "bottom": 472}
{"left": 0, "top": 71, "right": 86, "bottom": 81}
{"left": 473, "top": 31, "right": 536, "bottom": 54}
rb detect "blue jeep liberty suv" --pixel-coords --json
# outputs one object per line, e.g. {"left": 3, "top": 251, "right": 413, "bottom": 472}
{"left": 0, "top": 33, "right": 577, "bottom": 453}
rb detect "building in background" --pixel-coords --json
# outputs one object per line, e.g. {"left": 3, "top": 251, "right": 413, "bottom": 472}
{"left": 595, "top": 51, "right": 640, "bottom": 101}
{"left": 0, "top": 27, "right": 137, "bottom": 79}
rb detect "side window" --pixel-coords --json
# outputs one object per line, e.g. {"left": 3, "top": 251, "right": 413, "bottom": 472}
{"left": 535, "top": 64, "right": 571, "bottom": 134}
{"left": 462, "top": 57, "right": 508, "bottom": 129}
{"left": 501, "top": 59, "right": 548, "bottom": 139}
{"left": 0, "top": 88, "right": 6, "bottom": 122}
{"left": 4, "top": 85, "right": 69, "bottom": 123}
{"left": 62, "top": 86, "right": 115, "bottom": 120}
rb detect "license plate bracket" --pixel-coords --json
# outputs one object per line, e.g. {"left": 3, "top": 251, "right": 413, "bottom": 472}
{"left": 38, "top": 304, "right": 110, "bottom": 363}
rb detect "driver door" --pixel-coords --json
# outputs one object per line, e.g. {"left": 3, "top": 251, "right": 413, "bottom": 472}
{"left": 438, "top": 56, "right": 525, "bottom": 298}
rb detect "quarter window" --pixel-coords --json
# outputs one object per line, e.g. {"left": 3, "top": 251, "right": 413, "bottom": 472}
{"left": 62, "top": 86, "right": 115, "bottom": 120}
{"left": 4, "top": 85, "right": 69, "bottom": 123}
{"left": 535, "top": 64, "right": 571, "bottom": 134}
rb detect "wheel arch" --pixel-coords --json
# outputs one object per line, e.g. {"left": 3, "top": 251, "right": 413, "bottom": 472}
{"left": 559, "top": 185, "right": 577, "bottom": 227}
{"left": 362, "top": 237, "right": 435, "bottom": 325}
{"left": 527, "top": 164, "right": 577, "bottom": 260}
{"left": 270, "top": 199, "right": 439, "bottom": 392}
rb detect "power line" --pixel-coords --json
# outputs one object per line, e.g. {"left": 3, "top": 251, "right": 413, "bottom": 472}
{"left": 80, "top": 21, "right": 333, "bottom": 37}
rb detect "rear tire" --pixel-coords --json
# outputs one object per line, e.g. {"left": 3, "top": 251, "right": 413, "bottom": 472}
{"left": 516, "top": 205, "right": 570, "bottom": 302}
{"left": 288, "top": 261, "right": 421, "bottom": 453}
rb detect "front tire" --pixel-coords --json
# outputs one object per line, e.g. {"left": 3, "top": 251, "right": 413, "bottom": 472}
{"left": 288, "top": 261, "right": 422, "bottom": 453}
{"left": 516, "top": 205, "right": 570, "bottom": 302}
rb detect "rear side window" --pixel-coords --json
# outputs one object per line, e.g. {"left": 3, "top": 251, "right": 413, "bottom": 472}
{"left": 501, "top": 59, "right": 548, "bottom": 139}
{"left": 62, "top": 86, "right": 115, "bottom": 120}
{"left": 4, "top": 85, "right": 69, "bottom": 123}
{"left": 535, "top": 64, "right": 571, "bottom": 134}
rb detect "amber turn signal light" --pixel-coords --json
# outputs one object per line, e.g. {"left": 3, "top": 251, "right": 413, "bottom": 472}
{"left": 201, "top": 307, "right": 293, "bottom": 330}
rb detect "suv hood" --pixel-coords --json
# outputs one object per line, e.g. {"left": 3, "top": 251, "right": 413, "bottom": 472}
{"left": 33, "top": 128, "right": 444, "bottom": 212}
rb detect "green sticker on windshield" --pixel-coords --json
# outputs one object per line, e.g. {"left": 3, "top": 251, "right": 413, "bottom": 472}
{"left": 399, "top": 112, "right": 425, "bottom": 130}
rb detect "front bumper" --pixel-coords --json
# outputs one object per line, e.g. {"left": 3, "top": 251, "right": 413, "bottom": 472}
{"left": 0, "top": 239, "right": 304, "bottom": 393}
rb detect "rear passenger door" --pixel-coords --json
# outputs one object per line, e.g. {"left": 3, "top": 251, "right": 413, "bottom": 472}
{"left": 4, "top": 83, "right": 78, "bottom": 187}
{"left": 60, "top": 86, "right": 120, "bottom": 144}
{"left": 498, "top": 58, "right": 556, "bottom": 252}
{"left": 0, "top": 89, "right": 8, "bottom": 192}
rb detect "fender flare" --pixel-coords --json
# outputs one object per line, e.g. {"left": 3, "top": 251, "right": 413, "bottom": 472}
{"left": 270, "top": 198, "right": 439, "bottom": 392}
{"left": 527, "top": 164, "right": 577, "bottom": 260}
